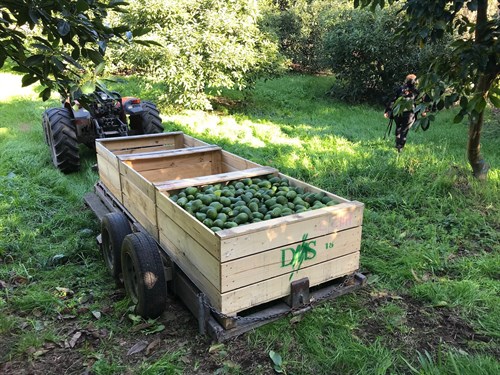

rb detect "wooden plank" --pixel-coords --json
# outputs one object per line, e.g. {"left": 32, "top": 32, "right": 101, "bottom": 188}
{"left": 218, "top": 201, "right": 364, "bottom": 261}
{"left": 220, "top": 226, "right": 361, "bottom": 292}
{"left": 211, "top": 149, "right": 222, "bottom": 175}
{"left": 140, "top": 160, "right": 215, "bottom": 183}
{"left": 155, "top": 167, "right": 278, "bottom": 192}
{"left": 156, "top": 190, "right": 221, "bottom": 260}
{"left": 120, "top": 163, "right": 158, "bottom": 239}
{"left": 157, "top": 209, "right": 221, "bottom": 290}
{"left": 121, "top": 148, "right": 220, "bottom": 173}
{"left": 96, "top": 154, "right": 122, "bottom": 202}
{"left": 184, "top": 134, "right": 210, "bottom": 148}
{"left": 158, "top": 230, "right": 220, "bottom": 308}
{"left": 118, "top": 145, "right": 221, "bottom": 163}
{"left": 114, "top": 144, "right": 176, "bottom": 156}
{"left": 95, "top": 141, "right": 118, "bottom": 166}
{"left": 97, "top": 132, "right": 183, "bottom": 152}
{"left": 119, "top": 163, "right": 156, "bottom": 201}
{"left": 219, "top": 252, "right": 360, "bottom": 315}
{"left": 122, "top": 194, "right": 158, "bottom": 240}
{"left": 221, "top": 150, "right": 262, "bottom": 171}
{"left": 174, "top": 133, "right": 184, "bottom": 149}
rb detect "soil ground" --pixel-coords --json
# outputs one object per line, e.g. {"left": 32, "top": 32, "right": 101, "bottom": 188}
{"left": 1, "top": 285, "right": 496, "bottom": 374}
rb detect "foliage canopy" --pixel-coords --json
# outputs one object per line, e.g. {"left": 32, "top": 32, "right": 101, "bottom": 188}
{"left": 0, "top": 0, "right": 148, "bottom": 100}
{"left": 108, "top": 0, "right": 284, "bottom": 109}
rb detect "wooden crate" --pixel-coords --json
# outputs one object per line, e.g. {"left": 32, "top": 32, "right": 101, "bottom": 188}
{"left": 156, "top": 174, "right": 362, "bottom": 315}
{"left": 96, "top": 132, "right": 209, "bottom": 202}
{"left": 97, "top": 132, "right": 363, "bottom": 316}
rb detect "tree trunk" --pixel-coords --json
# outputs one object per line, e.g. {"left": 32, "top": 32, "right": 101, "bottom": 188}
{"left": 468, "top": 0, "right": 490, "bottom": 180}
{"left": 467, "top": 110, "right": 488, "bottom": 180}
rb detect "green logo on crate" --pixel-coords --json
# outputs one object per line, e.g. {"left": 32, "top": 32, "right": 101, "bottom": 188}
{"left": 281, "top": 234, "right": 317, "bottom": 280}
{"left": 281, "top": 233, "right": 336, "bottom": 280}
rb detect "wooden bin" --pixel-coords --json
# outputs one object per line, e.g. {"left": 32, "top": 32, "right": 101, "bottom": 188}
{"left": 96, "top": 132, "right": 209, "bottom": 202}
{"left": 156, "top": 174, "right": 363, "bottom": 316}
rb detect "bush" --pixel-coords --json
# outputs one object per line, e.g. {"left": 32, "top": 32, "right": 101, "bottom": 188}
{"left": 259, "top": 0, "right": 350, "bottom": 72}
{"left": 321, "top": 7, "right": 449, "bottom": 104}
{"left": 108, "top": 0, "right": 284, "bottom": 109}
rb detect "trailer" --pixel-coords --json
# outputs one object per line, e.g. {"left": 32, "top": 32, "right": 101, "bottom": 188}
{"left": 84, "top": 132, "right": 366, "bottom": 341}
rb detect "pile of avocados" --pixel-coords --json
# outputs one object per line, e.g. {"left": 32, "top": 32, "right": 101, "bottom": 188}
{"left": 169, "top": 174, "right": 337, "bottom": 232}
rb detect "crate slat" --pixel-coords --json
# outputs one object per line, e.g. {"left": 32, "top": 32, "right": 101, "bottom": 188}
{"left": 157, "top": 209, "right": 220, "bottom": 289}
{"left": 218, "top": 252, "right": 360, "bottom": 314}
{"left": 218, "top": 201, "right": 364, "bottom": 262}
{"left": 156, "top": 190, "right": 221, "bottom": 260}
{"left": 155, "top": 166, "right": 278, "bottom": 192}
{"left": 118, "top": 145, "right": 221, "bottom": 162}
{"left": 220, "top": 226, "right": 361, "bottom": 292}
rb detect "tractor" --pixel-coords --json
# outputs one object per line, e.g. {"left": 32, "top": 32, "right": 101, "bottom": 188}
{"left": 42, "top": 90, "right": 164, "bottom": 173}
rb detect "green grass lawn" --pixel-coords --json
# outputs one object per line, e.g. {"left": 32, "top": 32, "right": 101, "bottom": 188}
{"left": 0, "top": 72, "right": 498, "bottom": 374}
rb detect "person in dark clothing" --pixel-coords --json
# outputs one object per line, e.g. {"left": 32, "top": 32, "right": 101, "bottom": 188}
{"left": 384, "top": 74, "right": 426, "bottom": 152}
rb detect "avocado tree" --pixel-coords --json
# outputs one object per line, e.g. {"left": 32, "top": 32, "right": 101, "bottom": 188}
{"left": 354, "top": 0, "right": 499, "bottom": 180}
{"left": 0, "top": 0, "right": 145, "bottom": 100}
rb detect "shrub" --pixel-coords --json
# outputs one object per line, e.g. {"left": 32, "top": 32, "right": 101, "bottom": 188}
{"left": 108, "top": 0, "right": 284, "bottom": 109}
{"left": 259, "top": 0, "right": 350, "bottom": 72}
{"left": 322, "top": 7, "right": 451, "bottom": 104}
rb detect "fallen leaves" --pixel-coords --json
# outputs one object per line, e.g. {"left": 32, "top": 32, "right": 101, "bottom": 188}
{"left": 127, "top": 338, "right": 163, "bottom": 356}
{"left": 127, "top": 340, "right": 149, "bottom": 356}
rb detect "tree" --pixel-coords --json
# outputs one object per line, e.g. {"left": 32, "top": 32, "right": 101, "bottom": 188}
{"left": 0, "top": 0, "right": 145, "bottom": 100}
{"left": 354, "top": 0, "right": 499, "bottom": 180}
{"left": 108, "top": 0, "right": 283, "bottom": 109}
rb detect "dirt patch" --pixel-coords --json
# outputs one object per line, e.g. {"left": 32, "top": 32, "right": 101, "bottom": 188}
{"left": 355, "top": 289, "right": 498, "bottom": 359}
{"left": 0, "top": 294, "right": 274, "bottom": 375}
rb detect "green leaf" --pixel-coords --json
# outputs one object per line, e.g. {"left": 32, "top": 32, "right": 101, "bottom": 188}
{"left": 132, "top": 27, "right": 152, "bottom": 37}
{"left": 40, "top": 87, "right": 52, "bottom": 101}
{"left": 84, "top": 49, "right": 104, "bottom": 64}
{"left": 57, "top": 20, "right": 71, "bottom": 36}
{"left": 110, "top": 0, "right": 129, "bottom": 6}
{"left": 25, "top": 55, "right": 45, "bottom": 67}
{"left": 488, "top": 93, "right": 500, "bottom": 108}
{"left": 269, "top": 350, "right": 282, "bottom": 367}
{"left": 94, "top": 62, "right": 106, "bottom": 75}
{"left": 76, "top": 0, "right": 90, "bottom": 12}
{"left": 81, "top": 81, "right": 95, "bottom": 94}
{"left": 21, "top": 74, "right": 38, "bottom": 87}
{"left": 453, "top": 112, "right": 464, "bottom": 123}
{"left": 51, "top": 56, "right": 65, "bottom": 72}
{"left": 459, "top": 96, "right": 468, "bottom": 109}
{"left": 32, "top": 43, "right": 52, "bottom": 52}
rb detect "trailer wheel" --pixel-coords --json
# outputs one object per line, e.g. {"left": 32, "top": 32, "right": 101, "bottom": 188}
{"left": 121, "top": 232, "right": 167, "bottom": 318}
{"left": 43, "top": 107, "right": 80, "bottom": 173}
{"left": 129, "top": 101, "right": 164, "bottom": 135}
{"left": 101, "top": 212, "right": 131, "bottom": 280}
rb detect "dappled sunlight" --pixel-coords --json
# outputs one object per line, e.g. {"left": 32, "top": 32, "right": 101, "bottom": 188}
{"left": 0, "top": 74, "right": 34, "bottom": 101}
{"left": 166, "top": 110, "right": 304, "bottom": 149}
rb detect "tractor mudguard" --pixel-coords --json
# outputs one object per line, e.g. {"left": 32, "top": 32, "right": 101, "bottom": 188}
{"left": 122, "top": 97, "right": 144, "bottom": 116}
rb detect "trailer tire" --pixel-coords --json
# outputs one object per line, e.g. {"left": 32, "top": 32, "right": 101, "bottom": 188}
{"left": 129, "top": 101, "right": 164, "bottom": 135}
{"left": 101, "top": 212, "right": 131, "bottom": 280}
{"left": 43, "top": 107, "right": 80, "bottom": 173}
{"left": 121, "top": 232, "right": 167, "bottom": 318}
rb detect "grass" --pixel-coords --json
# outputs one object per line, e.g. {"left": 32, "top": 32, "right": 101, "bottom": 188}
{"left": 0, "top": 71, "right": 499, "bottom": 374}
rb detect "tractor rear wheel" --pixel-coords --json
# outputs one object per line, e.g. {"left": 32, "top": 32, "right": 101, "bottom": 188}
{"left": 43, "top": 108, "right": 80, "bottom": 173}
{"left": 129, "top": 101, "right": 164, "bottom": 135}
{"left": 121, "top": 232, "right": 167, "bottom": 318}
